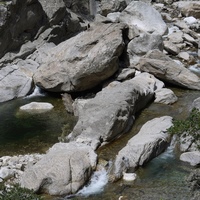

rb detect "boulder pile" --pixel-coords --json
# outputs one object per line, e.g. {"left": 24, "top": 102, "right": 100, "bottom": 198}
{"left": 0, "top": 0, "right": 199, "bottom": 197}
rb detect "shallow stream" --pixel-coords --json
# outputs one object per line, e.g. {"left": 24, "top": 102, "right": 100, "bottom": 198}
{"left": 0, "top": 90, "right": 76, "bottom": 157}
{"left": 0, "top": 86, "right": 199, "bottom": 199}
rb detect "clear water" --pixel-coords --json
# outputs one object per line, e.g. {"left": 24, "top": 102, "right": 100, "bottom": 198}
{"left": 0, "top": 92, "right": 76, "bottom": 157}
{"left": 1, "top": 87, "right": 200, "bottom": 200}
{"left": 66, "top": 87, "right": 199, "bottom": 200}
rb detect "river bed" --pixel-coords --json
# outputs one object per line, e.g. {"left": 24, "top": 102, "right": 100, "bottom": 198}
{"left": 0, "top": 87, "right": 199, "bottom": 200}
{"left": 0, "top": 91, "right": 76, "bottom": 157}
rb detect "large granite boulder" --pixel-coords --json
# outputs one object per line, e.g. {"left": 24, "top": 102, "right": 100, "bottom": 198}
{"left": 20, "top": 142, "right": 97, "bottom": 195}
{"left": 112, "top": 116, "right": 173, "bottom": 180}
{"left": 137, "top": 50, "right": 200, "bottom": 90}
{"left": 119, "top": 1, "right": 168, "bottom": 35}
{"left": 66, "top": 72, "right": 160, "bottom": 150}
{"left": 33, "top": 23, "right": 126, "bottom": 92}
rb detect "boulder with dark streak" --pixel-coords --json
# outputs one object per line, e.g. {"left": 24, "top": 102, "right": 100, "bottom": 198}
{"left": 66, "top": 73, "right": 160, "bottom": 150}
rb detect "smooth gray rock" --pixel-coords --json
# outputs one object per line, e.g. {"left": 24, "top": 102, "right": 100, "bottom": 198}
{"left": 66, "top": 72, "right": 158, "bottom": 150}
{"left": 167, "top": 31, "right": 184, "bottom": 44}
{"left": 107, "top": 12, "right": 121, "bottom": 23}
{"left": 180, "top": 151, "right": 200, "bottom": 166}
{"left": 127, "top": 32, "right": 163, "bottom": 66}
{"left": 137, "top": 49, "right": 200, "bottom": 90}
{"left": 113, "top": 116, "right": 173, "bottom": 180}
{"left": 0, "top": 64, "right": 33, "bottom": 102}
{"left": 20, "top": 142, "right": 97, "bottom": 195}
{"left": 178, "top": 52, "right": 190, "bottom": 61}
{"left": 163, "top": 40, "right": 180, "bottom": 55}
{"left": 33, "top": 23, "right": 125, "bottom": 92}
{"left": 19, "top": 102, "right": 54, "bottom": 113}
{"left": 119, "top": 1, "right": 168, "bottom": 35}
{"left": 128, "top": 33, "right": 163, "bottom": 56}
{"left": 0, "top": 167, "right": 15, "bottom": 181}
{"left": 155, "top": 88, "right": 178, "bottom": 105}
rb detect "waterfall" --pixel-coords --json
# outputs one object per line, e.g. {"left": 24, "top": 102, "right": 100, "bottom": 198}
{"left": 77, "top": 168, "right": 108, "bottom": 197}
{"left": 64, "top": 168, "right": 108, "bottom": 199}
{"left": 89, "top": 0, "right": 97, "bottom": 16}
{"left": 25, "top": 86, "right": 45, "bottom": 98}
{"left": 159, "top": 135, "right": 177, "bottom": 160}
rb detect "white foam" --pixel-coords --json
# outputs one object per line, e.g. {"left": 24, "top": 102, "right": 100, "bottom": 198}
{"left": 25, "top": 86, "right": 45, "bottom": 98}
{"left": 77, "top": 168, "right": 108, "bottom": 197}
{"left": 159, "top": 135, "right": 177, "bottom": 160}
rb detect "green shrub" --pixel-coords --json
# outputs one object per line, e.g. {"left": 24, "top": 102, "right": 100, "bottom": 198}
{"left": 0, "top": 184, "right": 43, "bottom": 200}
{"left": 168, "top": 108, "right": 200, "bottom": 149}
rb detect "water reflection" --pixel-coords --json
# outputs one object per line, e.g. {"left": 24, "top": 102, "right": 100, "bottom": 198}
{"left": 0, "top": 94, "right": 76, "bottom": 157}
{"left": 1, "top": 87, "right": 199, "bottom": 200}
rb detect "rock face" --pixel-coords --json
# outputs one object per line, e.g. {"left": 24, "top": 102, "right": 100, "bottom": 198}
{"left": 112, "top": 116, "right": 173, "bottom": 180}
{"left": 67, "top": 73, "right": 159, "bottom": 150}
{"left": 33, "top": 23, "right": 125, "bottom": 92}
{"left": 127, "top": 32, "right": 163, "bottom": 66}
{"left": 137, "top": 50, "right": 200, "bottom": 90}
{"left": 20, "top": 142, "right": 97, "bottom": 195}
{"left": 119, "top": 1, "right": 168, "bottom": 35}
{"left": 0, "top": 0, "right": 46, "bottom": 59}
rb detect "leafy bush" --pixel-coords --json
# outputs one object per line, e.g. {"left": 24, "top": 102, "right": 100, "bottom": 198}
{"left": 168, "top": 108, "right": 200, "bottom": 149}
{"left": 0, "top": 184, "right": 43, "bottom": 200}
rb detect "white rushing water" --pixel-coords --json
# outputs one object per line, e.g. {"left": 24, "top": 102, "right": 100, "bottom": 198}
{"left": 25, "top": 86, "right": 46, "bottom": 98}
{"left": 77, "top": 168, "right": 108, "bottom": 197}
{"left": 158, "top": 135, "right": 177, "bottom": 160}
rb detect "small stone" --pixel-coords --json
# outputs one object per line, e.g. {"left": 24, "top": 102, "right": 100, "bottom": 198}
{"left": 0, "top": 167, "right": 15, "bottom": 180}
{"left": 163, "top": 40, "right": 180, "bottom": 55}
{"left": 123, "top": 173, "right": 137, "bottom": 181}
{"left": 178, "top": 52, "right": 190, "bottom": 61}
{"left": 117, "top": 68, "right": 135, "bottom": 81}
{"left": 155, "top": 88, "right": 178, "bottom": 105}
{"left": 168, "top": 31, "right": 183, "bottom": 44}
{"left": 184, "top": 16, "right": 197, "bottom": 25}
